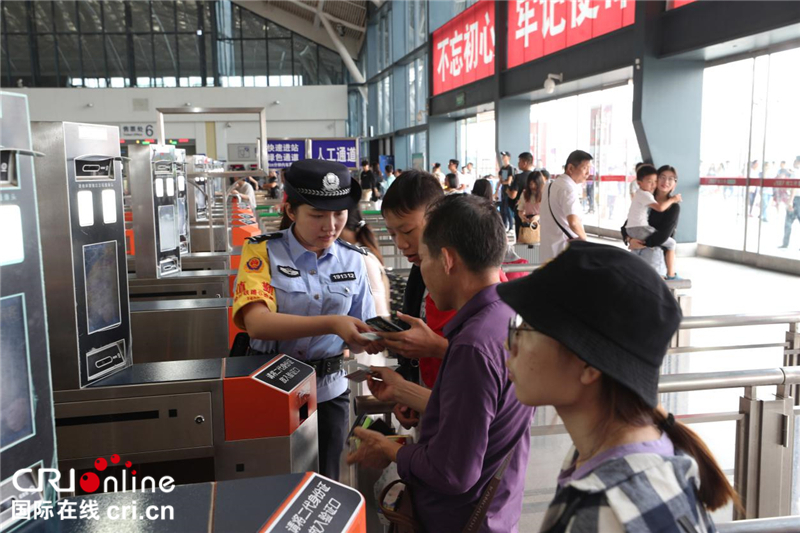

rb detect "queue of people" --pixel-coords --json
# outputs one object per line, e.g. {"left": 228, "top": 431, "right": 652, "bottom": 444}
{"left": 230, "top": 155, "right": 726, "bottom": 532}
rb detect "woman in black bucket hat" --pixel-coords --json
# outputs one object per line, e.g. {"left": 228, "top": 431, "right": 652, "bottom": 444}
{"left": 498, "top": 241, "right": 739, "bottom": 532}
{"left": 231, "top": 159, "right": 381, "bottom": 481}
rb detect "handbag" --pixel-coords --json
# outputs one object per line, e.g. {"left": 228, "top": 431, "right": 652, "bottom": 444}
{"left": 378, "top": 446, "right": 516, "bottom": 533}
{"left": 379, "top": 479, "right": 421, "bottom": 533}
{"left": 518, "top": 220, "right": 540, "bottom": 244}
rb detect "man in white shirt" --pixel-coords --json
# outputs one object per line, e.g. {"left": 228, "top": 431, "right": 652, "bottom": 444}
{"left": 539, "top": 150, "right": 592, "bottom": 261}
{"left": 449, "top": 158, "right": 474, "bottom": 191}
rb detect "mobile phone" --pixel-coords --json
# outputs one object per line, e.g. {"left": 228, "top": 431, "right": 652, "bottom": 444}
{"left": 367, "top": 316, "right": 410, "bottom": 333}
{"left": 348, "top": 413, "right": 368, "bottom": 439}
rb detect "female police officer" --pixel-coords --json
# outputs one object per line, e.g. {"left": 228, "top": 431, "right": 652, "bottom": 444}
{"left": 231, "top": 159, "right": 379, "bottom": 480}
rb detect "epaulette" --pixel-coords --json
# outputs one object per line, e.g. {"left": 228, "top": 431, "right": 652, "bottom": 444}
{"left": 336, "top": 238, "right": 367, "bottom": 255}
{"left": 247, "top": 232, "right": 283, "bottom": 244}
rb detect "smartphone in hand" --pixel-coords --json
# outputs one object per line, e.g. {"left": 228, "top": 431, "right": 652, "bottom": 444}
{"left": 366, "top": 316, "right": 410, "bottom": 333}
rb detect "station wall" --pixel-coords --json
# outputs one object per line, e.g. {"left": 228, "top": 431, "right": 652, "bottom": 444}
{"left": 15, "top": 86, "right": 348, "bottom": 162}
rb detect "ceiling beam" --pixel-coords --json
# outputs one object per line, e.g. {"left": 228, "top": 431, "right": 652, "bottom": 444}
{"left": 233, "top": 1, "right": 362, "bottom": 58}
{"left": 283, "top": 0, "right": 365, "bottom": 34}
{"left": 313, "top": 0, "right": 325, "bottom": 30}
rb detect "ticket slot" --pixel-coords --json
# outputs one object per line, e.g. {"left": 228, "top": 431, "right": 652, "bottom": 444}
{"left": 1, "top": 147, "right": 44, "bottom": 188}
{"left": 86, "top": 340, "right": 127, "bottom": 382}
{"left": 159, "top": 257, "right": 180, "bottom": 275}
{"left": 74, "top": 154, "right": 122, "bottom": 181}
{"left": 0, "top": 150, "right": 16, "bottom": 187}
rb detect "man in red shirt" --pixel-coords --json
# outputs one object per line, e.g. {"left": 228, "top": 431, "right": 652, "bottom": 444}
{"left": 377, "top": 171, "right": 508, "bottom": 417}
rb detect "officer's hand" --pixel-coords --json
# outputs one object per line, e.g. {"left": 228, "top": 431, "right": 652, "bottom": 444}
{"left": 346, "top": 427, "right": 394, "bottom": 470}
{"left": 375, "top": 312, "right": 448, "bottom": 360}
{"left": 330, "top": 316, "right": 383, "bottom": 354}
{"left": 393, "top": 404, "right": 420, "bottom": 429}
{"left": 366, "top": 366, "right": 404, "bottom": 402}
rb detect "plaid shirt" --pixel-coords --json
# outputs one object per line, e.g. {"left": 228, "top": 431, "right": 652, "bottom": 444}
{"left": 539, "top": 448, "right": 717, "bottom": 533}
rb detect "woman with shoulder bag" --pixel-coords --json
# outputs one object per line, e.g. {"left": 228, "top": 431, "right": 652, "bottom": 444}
{"left": 517, "top": 171, "right": 544, "bottom": 244}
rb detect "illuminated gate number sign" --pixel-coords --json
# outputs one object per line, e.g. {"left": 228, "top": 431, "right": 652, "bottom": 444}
{"left": 432, "top": 0, "right": 495, "bottom": 96}
{"left": 508, "top": 0, "right": 635, "bottom": 69}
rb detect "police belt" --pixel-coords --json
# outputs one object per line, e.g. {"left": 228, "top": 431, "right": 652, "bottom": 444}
{"left": 306, "top": 354, "right": 344, "bottom": 377}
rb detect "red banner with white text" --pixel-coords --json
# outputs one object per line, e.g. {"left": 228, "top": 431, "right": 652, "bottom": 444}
{"left": 432, "top": 0, "right": 496, "bottom": 96}
{"left": 508, "top": 0, "right": 635, "bottom": 70}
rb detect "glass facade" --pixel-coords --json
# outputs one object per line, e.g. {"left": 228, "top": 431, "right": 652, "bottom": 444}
{"left": 529, "top": 84, "right": 642, "bottom": 230}
{"left": 364, "top": 1, "right": 428, "bottom": 168}
{"left": 407, "top": 57, "right": 427, "bottom": 127}
{"left": 457, "top": 111, "right": 496, "bottom": 179}
{"left": 1, "top": 0, "right": 344, "bottom": 88}
{"left": 698, "top": 47, "right": 800, "bottom": 261}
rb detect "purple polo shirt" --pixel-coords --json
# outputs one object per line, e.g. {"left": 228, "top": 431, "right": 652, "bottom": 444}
{"left": 395, "top": 284, "right": 534, "bottom": 533}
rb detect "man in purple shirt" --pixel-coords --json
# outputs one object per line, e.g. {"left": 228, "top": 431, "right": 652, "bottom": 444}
{"left": 347, "top": 195, "right": 533, "bottom": 532}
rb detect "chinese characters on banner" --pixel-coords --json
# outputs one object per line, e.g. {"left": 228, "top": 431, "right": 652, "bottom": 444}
{"left": 309, "top": 139, "right": 359, "bottom": 169}
{"left": 432, "top": 0, "right": 495, "bottom": 96}
{"left": 267, "top": 140, "right": 305, "bottom": 169}
{"left": 508, "top": 0, "right": 635, "bottom": 69}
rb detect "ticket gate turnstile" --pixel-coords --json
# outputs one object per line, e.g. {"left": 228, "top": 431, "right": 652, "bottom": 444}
{"left": 0, "top": 92, "right": 59, "bottom": 533}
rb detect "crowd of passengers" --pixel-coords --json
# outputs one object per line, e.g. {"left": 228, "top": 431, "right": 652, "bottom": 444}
{"left": 232, "top": 153, "right": 734, "bottom": 532}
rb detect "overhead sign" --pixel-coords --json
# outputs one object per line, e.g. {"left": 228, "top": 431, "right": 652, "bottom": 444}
{"left": 507, "top": 0, "right": 635, "bottom": 70}
{"left": 432, "top": 0, "right": 495, "bottom": 96}
{"left": 228, "top": 143, "right": 258, "bottom": 161}
{"left": 309, "top": 139, "right": 359, "bottom": 169}
{"left": 120, "top": 124, "right": 155, "bottom": 140}
{"left": 267, "top": 140, "right": 306, "bottom": 169}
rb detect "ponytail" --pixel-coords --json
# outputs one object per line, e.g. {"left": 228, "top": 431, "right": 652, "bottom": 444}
{"left": 652, "top": 409, "right": 741, "bottom": 512}
{"left": 354, "top": 222, "right": 384, "bottom": 265}
{"left": 345, "top": 206, "right": 384, "bottom": 264}
{"left": 600, "top": 376, "right": 741, "bottom": 513}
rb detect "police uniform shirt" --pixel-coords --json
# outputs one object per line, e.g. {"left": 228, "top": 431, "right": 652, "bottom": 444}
{"left": 232, "top": 228, "right": 375, "bottom": 403}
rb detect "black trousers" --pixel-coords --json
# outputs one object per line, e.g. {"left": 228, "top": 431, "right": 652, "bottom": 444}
{"left": 514, "top": 212, "right": 523, "bottom": 238}
{"left": 317, "top": 390, "right": 350, "bottom": 481}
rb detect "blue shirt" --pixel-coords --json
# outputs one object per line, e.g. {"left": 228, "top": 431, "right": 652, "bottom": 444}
{"left": 232, "top": 227, "right": 375, "bottom": 402}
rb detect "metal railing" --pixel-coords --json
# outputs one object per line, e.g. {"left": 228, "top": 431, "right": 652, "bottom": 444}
{"left": 352, "top": 305, "right": 800, "bottom": 522}
{"left": 717, "top": 516, "right": 800, "bottom": 532}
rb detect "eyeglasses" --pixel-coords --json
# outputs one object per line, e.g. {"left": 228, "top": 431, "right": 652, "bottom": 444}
{"left": 657, "top": 176, "right": 677, "bottom": 183}
{"left": 507, "top": 314, "right": 536, "bottom": 352}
